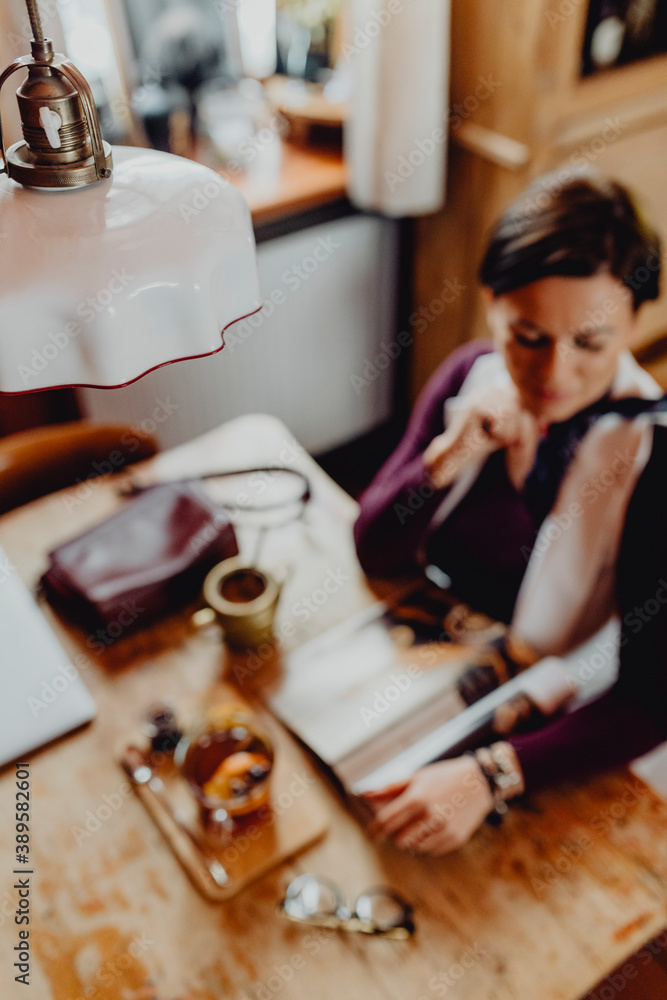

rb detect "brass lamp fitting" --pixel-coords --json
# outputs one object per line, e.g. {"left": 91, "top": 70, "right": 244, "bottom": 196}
{"left": 0, "top": 19, "right": 113, "bottom": 188}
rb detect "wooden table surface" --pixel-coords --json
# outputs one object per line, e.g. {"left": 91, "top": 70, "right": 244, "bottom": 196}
{"left": 1, "top": 414, "right": 667, "bottom": 1000}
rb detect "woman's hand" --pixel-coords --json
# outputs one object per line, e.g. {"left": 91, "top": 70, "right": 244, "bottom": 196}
{"left": 423, "top": 386, "right": 540, "bottom": 491}
{"left": 363, "top": 756, "right": 494, "bottom": 856}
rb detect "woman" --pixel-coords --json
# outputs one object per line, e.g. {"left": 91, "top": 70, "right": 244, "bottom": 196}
{"left": 354, "top": 170, "right": 667, "bottom": 855}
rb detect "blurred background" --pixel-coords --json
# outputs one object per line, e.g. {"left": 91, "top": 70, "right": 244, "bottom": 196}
{"left": 1, "top": 0, "right": 667, "bottom": 497}
{"left": 2, "top": 9, "right": 667, "bottom": 995}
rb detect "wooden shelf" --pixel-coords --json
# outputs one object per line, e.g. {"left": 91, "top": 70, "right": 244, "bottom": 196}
{"left": 231, "top": 141, "right": 347, "bottom": 227}
{"left": 192, "top": 136, "right": 348, "bottom": 228}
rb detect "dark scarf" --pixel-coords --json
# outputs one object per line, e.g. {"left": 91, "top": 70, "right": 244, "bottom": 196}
{"left": 522, "top": 394, "right": 667, "bottom": 526}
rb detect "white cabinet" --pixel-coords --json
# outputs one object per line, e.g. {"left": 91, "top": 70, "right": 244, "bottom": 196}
{"left": 79, "top": 213, "right": 399, "bottom": 454}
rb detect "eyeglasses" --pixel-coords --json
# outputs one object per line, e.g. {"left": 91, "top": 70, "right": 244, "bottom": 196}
{"left": 278, "top": 874, "right": 414, "bottom": 939}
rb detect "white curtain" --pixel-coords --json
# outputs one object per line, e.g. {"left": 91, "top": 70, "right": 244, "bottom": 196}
{"left": 0, "top": 0, "right": 67, "bottom": 147}
{"left": 344, "top": 0, "right": 450, "bottom": 217}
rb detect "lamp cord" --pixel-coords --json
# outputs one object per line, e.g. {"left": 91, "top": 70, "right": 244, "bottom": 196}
{"left": 25, "top": 0, "right": 45, "bottom": 43}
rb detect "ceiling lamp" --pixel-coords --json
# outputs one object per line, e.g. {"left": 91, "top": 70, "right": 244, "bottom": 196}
{"left": 0, "top": 0, "right": 260, "bottom": 395}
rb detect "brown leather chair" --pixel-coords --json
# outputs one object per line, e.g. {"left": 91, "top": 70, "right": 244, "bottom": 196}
{"left": 0, "top": 421, "right": 158, "bottom": 514}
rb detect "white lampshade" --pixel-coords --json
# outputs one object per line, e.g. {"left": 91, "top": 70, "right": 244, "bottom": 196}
{"left": 0, "top": 146, "right": 261, "bottom": 394}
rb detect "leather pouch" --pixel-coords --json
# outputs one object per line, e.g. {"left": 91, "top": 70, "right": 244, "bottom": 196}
{"left": 40, "top": 481, "right": 238, "bottom": 632}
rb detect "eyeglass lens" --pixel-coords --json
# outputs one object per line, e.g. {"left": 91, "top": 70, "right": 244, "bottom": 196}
{"left": 283, "top": 874, "right": 344, "bottom": 920}
{"left": 355, "top": 887, "right": 411, "bottom": 932}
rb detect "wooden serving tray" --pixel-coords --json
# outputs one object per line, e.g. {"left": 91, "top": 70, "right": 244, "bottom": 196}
{"left": 117, "top": 710, "right": 329, "bottom": 901}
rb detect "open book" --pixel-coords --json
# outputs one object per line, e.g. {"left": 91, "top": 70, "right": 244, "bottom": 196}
{"left": 266, "top": 582, "right": 571, "bottom": 802}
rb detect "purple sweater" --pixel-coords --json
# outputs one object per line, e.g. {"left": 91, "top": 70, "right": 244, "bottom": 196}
{"left": 354, "top": 342, "right": 667, "bottom": 791}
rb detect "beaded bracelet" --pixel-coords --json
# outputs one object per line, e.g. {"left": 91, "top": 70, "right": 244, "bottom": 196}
{"left": 465, "top": 749, "right": 508, "bottom": 826}
{"left": 488, "top": 741, "right": 525, "bottom": 798}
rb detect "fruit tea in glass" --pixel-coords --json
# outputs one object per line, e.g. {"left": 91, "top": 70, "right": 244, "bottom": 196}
{"left": 177, "top": 703, "right": 274, "bottom": 824}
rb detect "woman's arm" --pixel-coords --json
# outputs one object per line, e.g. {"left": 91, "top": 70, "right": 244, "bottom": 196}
{"left": 508, "top": 690, "right": 666, "bottom": 791}
{"left": 365, "top": 425, "right": 667, "bottom": 852}
{"left": 354, "top": 341, "right": 493, "bottom": 576}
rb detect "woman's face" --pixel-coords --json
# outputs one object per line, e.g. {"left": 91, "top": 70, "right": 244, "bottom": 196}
{"left": 486, "top": 273, "right": 638, "bottom": 426}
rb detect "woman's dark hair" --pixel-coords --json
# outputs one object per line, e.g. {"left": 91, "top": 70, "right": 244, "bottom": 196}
{"left": 479, "top": 168, "right": 661, "bottom": 311}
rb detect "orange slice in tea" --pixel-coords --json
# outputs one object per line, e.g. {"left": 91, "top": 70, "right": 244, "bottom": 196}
{"left": 202, "top": 751, "right": 270, "bottom": 802}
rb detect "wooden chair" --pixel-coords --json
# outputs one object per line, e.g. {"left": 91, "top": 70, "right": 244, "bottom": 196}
{"left": 0, "top": 421, "right": 158, "bottom": 515}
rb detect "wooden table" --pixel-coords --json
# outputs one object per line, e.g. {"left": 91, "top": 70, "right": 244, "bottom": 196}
{"left": 1, "top": 414, "right": 667, "bottom": 1000}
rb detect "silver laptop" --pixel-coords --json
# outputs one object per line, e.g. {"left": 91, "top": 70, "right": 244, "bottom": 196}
{"left": 0, "top": 545, "right": 96, "bottom": 768}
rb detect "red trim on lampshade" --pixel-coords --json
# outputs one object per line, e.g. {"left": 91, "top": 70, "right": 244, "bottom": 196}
{"left": 0, "top": 304, "right": 264, "bottom": 396}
